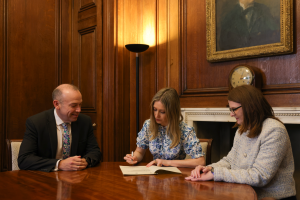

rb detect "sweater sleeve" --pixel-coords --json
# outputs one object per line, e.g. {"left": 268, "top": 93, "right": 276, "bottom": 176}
{"left": 209, "top": 130, "right": 240, "bottom": 169}
{"left": 213, "top": 126, "right": 289, "bottom": 187}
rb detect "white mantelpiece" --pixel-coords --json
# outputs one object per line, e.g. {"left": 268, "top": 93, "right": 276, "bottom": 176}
{"left": 181, "top": 107, "right": 300, "bottom": 127}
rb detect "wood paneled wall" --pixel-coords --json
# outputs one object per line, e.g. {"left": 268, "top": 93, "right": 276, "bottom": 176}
{"left": 113, "top": 0, "right": 300, "bottom": 163}
{"left": 180, "top": 0, "right": 300, "bottom": 108}
{"left": 0, "top": 0, "right": 4, "bottom": 172}
{"left": 0, "top": 0, "right": 71, "bottom": 171}
{"left": 1, "top": 0, "right": 300, "bottom": 170}
{"left": 71, "top": 0, "right": 103, "bottom": 158}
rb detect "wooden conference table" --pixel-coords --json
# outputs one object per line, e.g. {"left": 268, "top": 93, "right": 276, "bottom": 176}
{"left": 0, "top": 162, "right": 257, "bottom": 200}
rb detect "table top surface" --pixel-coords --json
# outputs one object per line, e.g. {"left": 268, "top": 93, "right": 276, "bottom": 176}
{"left": 0, "top": 162, "right": 257, "bottom": 200}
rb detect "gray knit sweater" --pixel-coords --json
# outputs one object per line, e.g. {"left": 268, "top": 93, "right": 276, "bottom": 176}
{"left": 210, "top": 118, "right": 296, "bottom": 200}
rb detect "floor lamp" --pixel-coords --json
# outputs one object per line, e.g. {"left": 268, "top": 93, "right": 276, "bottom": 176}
{"left": 125, "top": 44, "right": 149, "bottom": 135}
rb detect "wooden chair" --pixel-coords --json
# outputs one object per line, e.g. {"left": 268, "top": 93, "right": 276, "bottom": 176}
{"left": 6, "top": 139, "right": 23, "bottom": 171}
{"left": 199, "top": 138, "right": 213, "bottom": 165}
{"left": 185, "top": 138, "right": 213, "bottom": 165}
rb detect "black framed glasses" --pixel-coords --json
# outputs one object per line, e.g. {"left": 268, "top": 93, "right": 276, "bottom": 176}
{"left": 229, "top": 106, "right": 242, "bottom": 114}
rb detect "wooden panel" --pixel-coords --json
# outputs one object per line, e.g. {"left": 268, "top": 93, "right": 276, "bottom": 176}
{"left": 139, "top": 0, "right": 157, "bottom": 126}
{"left": 102, "top": 0, "right": 115, "bottom": 161}
{"left": 79, "top": 30, "right": 96, "bottom": 110}
{"left": 168, "top": 0, "right": 180, "bottom": 91}
{"left": 0, "top": 0, "right": 70, "bottom": 171}
{"left": 72, "top": 0, "right": 102, "bottom": 156}
{"left": 81, "top": 0, "right": 95, "bottom": 8}
{"left": 125, "top": 0, "right": 140, "bottom": 158}
{"left": 0, "top": 0, "right": 5, "bottom": 171}
{"left": 156, "top": 0, "right": 168, "bottom": 90}
{"left": 78, "top": 6, "right": 97, "bottom": 21}
{"left": 114, "top": 0, "right": 131, "bottom": 161}
{"left": 78, "top": 17, "right": 97, "bottom": 31}
{"left": 95, "top": 0, "right": 103, "bottom": 157}
{"left": 6, "top": 0, "right": 58, "bottom": 137}
{"left": 61, "top": 0, "right": 72, "bottom": 84}
{"left": 138, "top": 0, "right": 157, "bottom": 162}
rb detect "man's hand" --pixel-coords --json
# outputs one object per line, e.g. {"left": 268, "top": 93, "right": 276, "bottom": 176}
{"left": 58, "top": 156, "right": 88, "bottom": 171}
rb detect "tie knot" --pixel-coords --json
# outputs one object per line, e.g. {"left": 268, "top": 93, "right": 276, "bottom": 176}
{"left": 61, "top": 123, "right": 68, "bottom": 129}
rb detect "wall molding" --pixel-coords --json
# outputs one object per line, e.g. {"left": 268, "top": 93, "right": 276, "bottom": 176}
{"left": 182, "top": 107, "right": 300, "bottom": 126}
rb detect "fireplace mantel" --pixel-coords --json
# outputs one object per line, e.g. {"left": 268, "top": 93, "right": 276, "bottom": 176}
{"left": 181, "top": 107, "right": 300, "bottom": 127}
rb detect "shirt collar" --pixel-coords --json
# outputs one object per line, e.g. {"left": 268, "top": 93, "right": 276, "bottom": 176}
{"left": 239, "top": 2, "right": 254, "bottom": 10}
{"left": 54, "top": 109, "right": 71, "bottom": 126}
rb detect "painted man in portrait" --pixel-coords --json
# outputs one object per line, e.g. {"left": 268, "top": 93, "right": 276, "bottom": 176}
{"left": 218, "top": 0, "right": 280, "bottom": 51}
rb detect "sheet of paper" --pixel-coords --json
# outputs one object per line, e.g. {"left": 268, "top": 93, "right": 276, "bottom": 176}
{"left": 119, "top": 166, "right": 181, "bottom": 175}
{"left": 148, "top": 166, "right": 181, "bottom": 174}
{"left": 120, "top": 166, "right": 155, "bottom": 175}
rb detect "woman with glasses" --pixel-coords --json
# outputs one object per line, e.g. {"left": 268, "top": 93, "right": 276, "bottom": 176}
{"left": 124, "top": 87, "right": 205, "bottom": 168}
{"left": 186, "top": 85, "right": 296, "bottom": 200}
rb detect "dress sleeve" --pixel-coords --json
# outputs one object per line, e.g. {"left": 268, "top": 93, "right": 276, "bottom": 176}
{"left": 184, "top": 127, "right": 204, "bottom": 159}
{"left": 136, "top": 120, "right": 150, "bottom": 149}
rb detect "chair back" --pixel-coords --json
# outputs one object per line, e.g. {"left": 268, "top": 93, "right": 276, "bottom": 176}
{"left": 6, "top": 139, "right": 23, "bottom": 171}
{"left": 199, "top": 138, "right": 213, "bottom": 165}
{"left": 185, "top": 138, "right": 213, "bottom": 165}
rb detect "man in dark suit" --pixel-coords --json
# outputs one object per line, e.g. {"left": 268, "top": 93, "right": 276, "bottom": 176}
{"left": 18, "top": 84, "right": 102, "bottom": 172}
{"left": 218, "top": 0, "right": 280, "bottom": 51}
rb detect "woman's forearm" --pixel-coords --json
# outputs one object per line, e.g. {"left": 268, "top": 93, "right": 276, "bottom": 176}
{"left": 133, "top": 151, "right": 144, "bottom": 162}
{"left": 167, "top": 156, "right": 205, "bottom": 168}
{"left": 134, "top": 147, "right": 146, "bottom": 162}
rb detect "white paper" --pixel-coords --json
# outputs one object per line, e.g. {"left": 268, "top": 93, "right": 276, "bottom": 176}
{"left": 119, "top": 165, "right": 181, "bottom": 176}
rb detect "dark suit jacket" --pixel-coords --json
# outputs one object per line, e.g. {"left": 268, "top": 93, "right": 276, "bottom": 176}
{"left": 219, "top": 2, "right": 280, "bottom": 51}
{"left": 18, "top": 108, "right": 102, "bottom": 172}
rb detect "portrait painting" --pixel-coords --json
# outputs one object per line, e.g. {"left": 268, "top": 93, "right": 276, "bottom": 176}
{"left": 206, "top": 0, "right": 293, "bottom": 62}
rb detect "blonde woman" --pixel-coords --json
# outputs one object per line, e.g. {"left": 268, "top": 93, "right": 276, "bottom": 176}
{"left": 124, "top": 87, "right": 205, "bottom": 168}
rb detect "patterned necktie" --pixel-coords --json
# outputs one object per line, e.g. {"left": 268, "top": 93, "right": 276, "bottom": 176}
{"left": 61, "top": 123, "right": 70, "bottom": 159}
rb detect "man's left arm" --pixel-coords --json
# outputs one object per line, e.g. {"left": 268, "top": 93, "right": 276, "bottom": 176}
{"left": 82, "top": 119, "right": 102, "bottom": 167}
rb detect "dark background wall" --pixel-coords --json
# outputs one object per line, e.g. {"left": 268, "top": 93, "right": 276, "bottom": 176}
{"left": 0, "top": 0, "right": 299, "bottom": 197}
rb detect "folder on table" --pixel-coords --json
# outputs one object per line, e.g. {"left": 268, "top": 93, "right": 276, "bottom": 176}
{"left": 119, "top": 165, "right": 181, "bottom": 176}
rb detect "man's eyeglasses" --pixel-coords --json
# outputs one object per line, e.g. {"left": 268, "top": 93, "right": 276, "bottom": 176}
{"left": 229, "top": 106, "right": 242, "bottom": 114}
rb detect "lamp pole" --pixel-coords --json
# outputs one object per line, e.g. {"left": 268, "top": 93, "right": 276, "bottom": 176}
{"left": 125, "top": 44, "right": 149, "bottom": 135}
{"left": 135, "top": 52, "right": 139, "bottom": 135}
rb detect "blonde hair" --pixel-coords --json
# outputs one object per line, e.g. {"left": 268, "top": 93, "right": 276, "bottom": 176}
{"left": 149, "top": 88, "right": 183, "bottom": 148}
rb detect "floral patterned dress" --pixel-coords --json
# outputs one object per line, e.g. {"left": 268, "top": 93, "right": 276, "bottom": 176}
{"left": 136, "top": 119, "right": 203, "bottom": 160}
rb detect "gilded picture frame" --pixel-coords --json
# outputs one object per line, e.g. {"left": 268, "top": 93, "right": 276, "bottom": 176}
{"left": 206, "top": 0, "right": 293, "bottom": 62}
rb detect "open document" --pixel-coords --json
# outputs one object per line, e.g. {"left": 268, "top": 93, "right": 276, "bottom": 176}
{"left": 119, "top": 165, "right": 181, "bottom": 176}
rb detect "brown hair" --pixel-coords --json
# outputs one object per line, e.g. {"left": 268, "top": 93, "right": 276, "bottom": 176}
{"left": 149, "top": 87, "right": 183, "bottom": 148}
{"left": 228, "top": 85, "right": 281, "bottom": 138}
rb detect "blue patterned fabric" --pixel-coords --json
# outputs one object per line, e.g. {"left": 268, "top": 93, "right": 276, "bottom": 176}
{"left": 61, "top": 123, "right": 70, "bottom": 159}
{"left": 136, "top": 119, "right": 203, "bottom": 160}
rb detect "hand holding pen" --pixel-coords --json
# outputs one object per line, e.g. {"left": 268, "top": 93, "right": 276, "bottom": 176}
{"left": 123, "top": 151, "right": 138, "bottom": 164}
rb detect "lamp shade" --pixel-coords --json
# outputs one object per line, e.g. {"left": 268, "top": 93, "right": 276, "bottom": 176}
{"left": 125, "top": 44, "right": 149, "bottom": 53}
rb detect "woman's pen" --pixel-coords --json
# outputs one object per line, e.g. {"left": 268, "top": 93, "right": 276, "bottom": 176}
{"left": 131, "top": 151, "right": 134, "bottom": 161}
